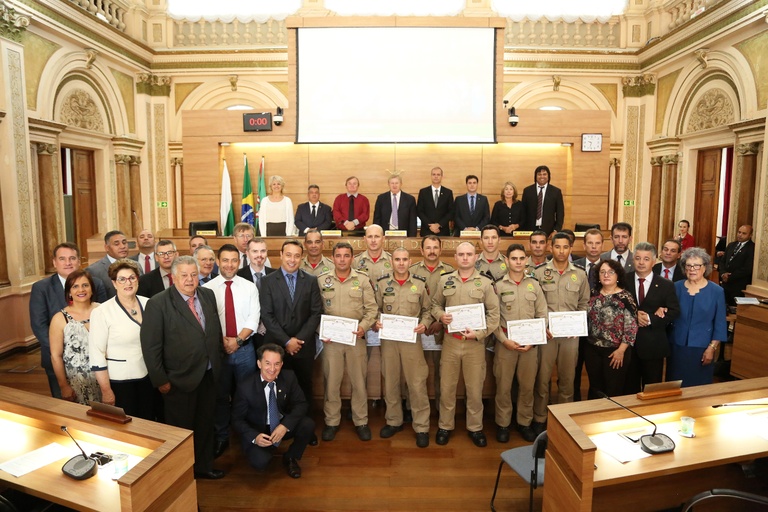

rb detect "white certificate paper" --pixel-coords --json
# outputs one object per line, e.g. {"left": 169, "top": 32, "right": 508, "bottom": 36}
{"left": 380, "top": 314, "right": 418, "bottom": 343}
{"left": 506, "top": 318, "right": 547, "bottom": 346}
{"left": 548, "top": 311, "right": 588, "bottom": 337}
{"left": 319, "top": 315, "right": 359, "bottom": 346}
{"left": 446, "top": 303, "right": 486, "bottom": 333}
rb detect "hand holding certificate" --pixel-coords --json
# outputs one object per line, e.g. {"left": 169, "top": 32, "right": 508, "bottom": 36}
{"left": 505, "top": 318, "right": 547, "bottom": 345}
{"left": 445, "top": 304, "right": 486, "bottom": 333}
{"left": 380, "top": 314, "right": 419, "bottom": 343}
{"left": 319, "top": 315, "right": 359, "bottom": 346}
{"left": 548, "top": 311, "right": 588, "bottom": 337}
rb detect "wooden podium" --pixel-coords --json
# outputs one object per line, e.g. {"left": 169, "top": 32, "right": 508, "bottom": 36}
{"left": 0, "top": 386, "right": 196, "bottom": 511}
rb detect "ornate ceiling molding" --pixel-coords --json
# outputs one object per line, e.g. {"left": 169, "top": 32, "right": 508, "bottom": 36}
{"left": 622, "top": 74, "right": 655, "bottom": 97}
{"left": 0, "top": 0, "right": 29, "bottom": 42}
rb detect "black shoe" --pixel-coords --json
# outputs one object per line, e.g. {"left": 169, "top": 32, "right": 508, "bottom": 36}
{"left": 356, "top": 425, "right": 372, "bottom": 441}
{"left": 321, "top": 425, "right": 339, "bottom": 441}
{"left": 214, "top": 438, "right": 229, "bottom": 459}
{"left": 468, "top": 430, "right": 487, "bottom": 448}
{"left": 345, "top": 408, "right": 353, "bottom": 421}
{"left": 416, "top": 432, "right": 430, "bottom": 448}
{"left": 435, "top": 428, "right": 451, "bottom": 445}
{"left": 194, "top": 469, "right": 225, "bottom": 480}
{"left": 380, "top": 424, "right": 404, "bottom": 438}
{"left": 518, "top": 424, "right": 537, "bottom": 443}
{"left": 531, "top": 421, "right": 546, "bottom": 436}
{"left": 496, "top": 425, "right": 510, "bottom": 443}
{"left": 308, "top": 433, "right": 318, "bottom": 446}
{"left": 283, "top": 456, "right": 302, "bottom": 479}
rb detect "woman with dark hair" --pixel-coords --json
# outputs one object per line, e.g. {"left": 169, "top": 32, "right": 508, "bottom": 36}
{"left": 90, "top": 259, "right": 157, "bottom": 419}
{"left": 585, "top": 259, "right": 637, "bottom": 398}
{"left": 49, "top": 269, "right": 101, "bottom": 404}
{"left": 491, "top": 181, "right": 526, "bottom": 236}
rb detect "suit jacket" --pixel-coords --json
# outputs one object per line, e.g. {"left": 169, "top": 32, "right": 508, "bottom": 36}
{"left": 416, "top": 185, "right": 454, "bottom": 237}
{"left": 521, "top": 183, "right": 564, "bottom": 233}
{"left": 138, "top": 267, "right": 167, "bottom": 298}
{"left": 600, "top": 250, "right": 635, "bottom": 273}
{"left": 624, "top": 272, "right": 680, "bottom": 360}
{"left": 231, "top": 369, "right": 308, "bottom": 445}
{"left": 198, "top": 271, "right": 219, "bottom": 285}
{"left": 129, "top": 253, "right": 158, "bottom": 275}
{"left": 294, "top": 201, "right": 334, "bottom": 233}
{"left": 453, "top": 193, "right": 491, "bottom": 235}
{"left": 373, "top": 191, "right": 418, "bottom": 237}
{"left": 88, "top": 255, "right": 117, "bottom": 298}
{"left": 572, "top": 257, "right": 600, "bottom": 291}
{"left": 259, "top": 269, "right": 322, "bottom": 360}
{"left": 719, "top": 239, "right": 755, "bottom": 296}
{"left": 652, "top": 262, "right": 685, "bottom": 282}
{"left": 140, "top": 285, "right": 222, "bottom": 393}
{"left": 236, "top": 266, "right": 277, "bottom": 284}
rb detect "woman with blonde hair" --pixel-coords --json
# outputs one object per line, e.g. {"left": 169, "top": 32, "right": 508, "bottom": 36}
{"left": 491, "top": 181, "right": 526, "bottom": 236}
{"left": 257, "top": 175, "right": 295, "bottom": 236}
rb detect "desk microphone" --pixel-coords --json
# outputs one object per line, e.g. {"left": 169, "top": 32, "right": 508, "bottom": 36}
{"left": 712, "top": 403, "right": 768, "bottom": 408}
{"left": 597, "top": 392, "right": 675, "bottom": 455}
{"left": 60, "top": 426, "right": 97, "bottom": 480}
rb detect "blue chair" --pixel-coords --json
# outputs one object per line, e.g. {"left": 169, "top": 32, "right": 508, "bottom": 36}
{"left": 490, "top": 430, "right": 547, "bottom": 512}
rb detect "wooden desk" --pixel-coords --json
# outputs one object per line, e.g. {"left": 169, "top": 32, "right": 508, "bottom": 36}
{"left": 731, "top": 303, "right": 768, "bottom": 379}
{"left": 0, "top": 386, "right": 196, "bottom": 511}
{"left": 544, "top": 378, "right": 768, "bottom": 512}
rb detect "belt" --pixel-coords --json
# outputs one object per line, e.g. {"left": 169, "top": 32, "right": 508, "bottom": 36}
{"left": 445, "top": 328, "right": 468, "bottom": 341}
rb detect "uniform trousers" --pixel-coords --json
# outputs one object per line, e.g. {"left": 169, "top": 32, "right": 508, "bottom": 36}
{"left": 439, "top": 336, "right": 486, "bottom": 432}
{"left": 494, "top": 342, "right": 539, "bottom": 428}
{"left": 322, "top": 337, "right": 368, "bottom": 426}
{"left": 534, "top": 336, "right": 577, "bottom": 423}
{"left": 381, "top": 339, "right": 430, "bottom": 432}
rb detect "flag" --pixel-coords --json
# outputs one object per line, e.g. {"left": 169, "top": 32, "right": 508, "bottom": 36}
{"left": 219, "top": 159, "right": 235, "bottom": 236}
{"left": 241, "top": 154, "right": 255, "bottom": 226}
{"left": 254, "top": 156, "right": 267, "bottom": 233}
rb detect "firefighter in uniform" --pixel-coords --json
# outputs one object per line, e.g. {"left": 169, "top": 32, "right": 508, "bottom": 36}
{"left": 301, "top": 229, "right": 335, "bottom": 277}
{"left": 475, "top": 224, "right": 508, "bottom": 280}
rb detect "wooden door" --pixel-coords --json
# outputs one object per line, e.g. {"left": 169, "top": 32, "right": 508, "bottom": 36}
{"left": 70, "top": 149, "right": 97, "bottom": 262}
{"left": 693, "top": 148, "right": 721, "bottom": 255}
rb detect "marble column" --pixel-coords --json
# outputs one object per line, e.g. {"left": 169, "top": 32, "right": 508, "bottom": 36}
{"left": 662, "top": 154, "right": 679, "bottom": 241}
{"left": 115, "top": 154, "right": 132, "bottom": 235}
{"left": 36, "top": 143, "right": 60, "bottom": 273}
{"left": 733, "top": 142, "right": 760, "bottom": 229}
{"left": 129, "top": 156, "right": 143, "bottom": 235}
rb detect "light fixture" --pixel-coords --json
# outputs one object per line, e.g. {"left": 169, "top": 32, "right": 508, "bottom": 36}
{"left": 561, "top": 142, "right": 573, "bottom": 147}
{"left": 220, "top": 142, "right": 230, "bottom": 147}
{"left": 274, "top": 107, "right": 284, "bottom": 126}
{"left": 508, "top": 106, "right": 519, "bottom": 127}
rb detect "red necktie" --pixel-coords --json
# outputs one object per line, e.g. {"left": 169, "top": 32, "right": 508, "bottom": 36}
{"left": 187, "top": 296, "right": 201, "bottom": 325}
{"left": 167, "top": 274, "right": 173, "bottom": 287}
{"left": 144, "top": 255, "right": 151, "bottom": 274}
{"left": 224, "top": 281, "right": 237, "bottom": 337}
{"left": 664, "top": 269, "right": 670, "bottom": 280}
{"left": 638, "top": 277, "right": 645, "bottom": 304}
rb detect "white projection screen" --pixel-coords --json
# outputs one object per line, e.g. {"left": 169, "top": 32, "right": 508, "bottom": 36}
{"left": 296, "top": 27, "right": 496, "bottom": 143}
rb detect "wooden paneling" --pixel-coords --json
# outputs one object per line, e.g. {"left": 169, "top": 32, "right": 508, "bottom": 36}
{"left": 730, "top": 303, "right": 768, "bottom": 379}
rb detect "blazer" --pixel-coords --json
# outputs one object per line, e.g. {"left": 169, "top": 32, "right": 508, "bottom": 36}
{"left": 294, "top": 201, "right": 334, "bottom": 233}
{"left": 231, "top": 369, "right": 308, "bottom": 445}
{"left": 416, "top": 185, "right": 454, "bottom": 237}
{"left": 600, "top": 250, "right": 635, "bottom": 273}
{"left": 453, "top": 193, "right": 491, "bottom": 235}
{"left": 572, "top": 257, "right": 600, "bottom": 291}
{"left": 521, "top": 183, "right": 564, "bottom": 233}
{"left": 373, "top": 191, "right": 418, "bottom": 237}
{"left": 140, "top": 285, "right": 222, "bottom": 392}
{"left": 652, "top": 262, "right": 685, "bottom": 282}
{"left": 259, "top": 269, "right": 323, "bottom": 360}
{"left": 719, "top": 239, "right": 755, "bottom": 296}
{"left": 87, "top": 255, "right": 117, "bottom": 298}
{"left": 624, "top": 272, "right": 680, "bottom": 360}
{"left": 129, "top": 253, "right": 158, "bottom": 275}
{"left": 236, "top": 266, "right": 277, "bottom": 284}
{"left": 138, "top": 267, "right": 167, "bottom": 298}
{"left": 671, "top": 280, "right": 728, "bottom": 349}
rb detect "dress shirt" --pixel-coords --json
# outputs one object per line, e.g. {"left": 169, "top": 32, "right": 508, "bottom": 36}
{"left": 204, "top": 275, "right": 260, "bottom": 335}
{"left": 250, "top": 267, "right": 266, "bottom": 285}
{"left": 140, "top": 253, "right": 156, "bottom": 272}
{"left": 432, "top": 186, "right": 441, "bottom": 203}
{"left": 160, "top": 269, "right": 172, "bottom": 289}
{"left": 536, "top": 184, "right": 548, "bottom": 226}
{"left": 178, "top": 291, "right": 206, "bottom": 329}
{"left": 660, "top": 264, "right": 676, "bottom": 279}
{"left": 611, "top": 249, "right": 628, "bottom": 262}
{"left": 635, "top": 273, "right": 650, "bottom": 302}
{"left": 261, "top": 376, "right": 283, "bottom": 426}
{"left": 390, "top": 192, "right": 401, "bottom": 229}
{"left": 57, "top": 274, "right": 66, "bottom": 288}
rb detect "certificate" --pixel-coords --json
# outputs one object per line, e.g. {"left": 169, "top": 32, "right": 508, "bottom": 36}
{"left": 505, "top": 318, "right": 547, "bottom": 345}
{"left": 319, "top": 315, "right": 359, "bottom": 346}
{"left": 380, "top": 314, "right": 418, "bottom": 343}
{"left": 548, "top": 311, "right": 588, "bottom": 337}
{"left": 445, "top": 304, "right": 486, "bottom": 333}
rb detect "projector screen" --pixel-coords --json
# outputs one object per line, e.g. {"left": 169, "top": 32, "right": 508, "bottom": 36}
{"left": 296, "top": 27, "right": 496, "bottom": 143}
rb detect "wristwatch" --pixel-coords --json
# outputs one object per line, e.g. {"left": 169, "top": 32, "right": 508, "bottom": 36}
{"left": 236, "top": 337, "right": 245, "bottom": 347}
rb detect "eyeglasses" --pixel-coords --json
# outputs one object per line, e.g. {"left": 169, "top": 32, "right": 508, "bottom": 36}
{"left": 116, "top": 275, "right": 138, "bottom": 284}
{"left": 599, "top": 270, "right": 616, "bottom": 276}
{"left": 684, "top": 264, "right": 703, "bottom": 270}
{"left": 156, "top": 250, "right": 177, "bottom": 257}
{"left": 235, "top": 234, "right": 253, "bottom": 239}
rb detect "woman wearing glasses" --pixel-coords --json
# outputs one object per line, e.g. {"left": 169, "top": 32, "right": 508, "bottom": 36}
{"left": 89, "top": 259, "right": 157, "bottom": 419}
{"left": 585, "top": 259, "right": 638, "bottom": 398}
{"left": 667, "top": 247, "right": 727, "bottom": 387}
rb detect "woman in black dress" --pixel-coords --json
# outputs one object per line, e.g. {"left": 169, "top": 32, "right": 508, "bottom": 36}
{"left": 491, "top": 181, "right": 526, "bottom": 236}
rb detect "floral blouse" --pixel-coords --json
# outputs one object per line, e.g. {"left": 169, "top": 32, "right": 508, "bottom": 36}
{"left": 587, "top": 289, "right": 638, "bottom": 348}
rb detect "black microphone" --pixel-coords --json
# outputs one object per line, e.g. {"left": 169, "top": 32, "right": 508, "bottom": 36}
{"left": 712, "top": 403, "right": 768, "bottom": 408}
{"left": 597, "top": 392, "right": 675, "bottom": 455}
{"left": 60, "top": 426, "right": 97, "bottom": 480}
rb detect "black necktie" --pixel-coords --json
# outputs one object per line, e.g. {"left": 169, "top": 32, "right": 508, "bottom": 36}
{"left": 242, "top": 253, "right": 247, "bottom": 269}
{"left": 348, "top": 195, "right": 355, "bottom": 222}
{"left": 312, "top": 204, "right": 316, "bottom": 218}
{"left": 470, "top": 195, "right": 475, "bottom": 215}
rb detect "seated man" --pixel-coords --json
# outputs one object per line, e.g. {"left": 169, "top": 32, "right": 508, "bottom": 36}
{"left": 231, "top": 343, "right": 314, "bottom": 478}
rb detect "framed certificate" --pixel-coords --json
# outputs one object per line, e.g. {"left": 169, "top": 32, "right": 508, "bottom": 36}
{"left": 319, "top": 315, "right": 359, "bottom": 346}
{"left": 505, "top": 318, "right": 547, "bottom": 345}
{"left": 445, "top": 303, "right": 486, "bottom": 333}
{"left": 380, "top": 314, "right": 418, "bottom": 343}
{"left": 548, "top": 311, "right": 588, "bottom": 338}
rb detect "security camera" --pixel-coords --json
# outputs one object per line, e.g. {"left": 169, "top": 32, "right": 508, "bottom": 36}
{"left": 508, "top": 107, "right": 519, "bottom": 127}
{"left": 274, "top": 107, "right": 284, "bottom": 126}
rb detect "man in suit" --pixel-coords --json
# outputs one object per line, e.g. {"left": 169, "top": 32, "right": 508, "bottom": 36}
{"left": 719, "top": 224, "right": 755, "bottom": 305}
{"left": 653, "top": 239, "right": 685, "bottom": 282}
{"left": 452, "top": 175, "right": 490, "bottom": 236}
{"left": 194, "top": 245, "right": 219, "bottom": 284}
{"left": 233, "top": 223, "right": 256, "bottom": 269}
{"left": 129, "top": 229, "right": 156, "bottom": 275}
{"left": 332, "top": 176, "right": 370, "bottom": 235}
{"left": 191, "top": 235, "right": 219, "bottom": 275}
{"left": 417, "top": 166, "right": 453, "bottom": 237}
{"left": 373, "top": 175, "right": 418, "bottom": 237}
{"left": 236, "top": 238, "right": 276, "bottom": 285}
{"left": 29, "top": 242, "right": 108, "bottom": 398}
{"left": 521, "top": 165, "right": 564, "bottom": 234}
{"left": 625, "top": 243, "right": 680, "bottom": 393}
{"left": 600, "top": 222, "right": 634, "bottom": 272}
{"left": 88, "top": 230, "right": 129, "bottom": 298}
{"left": 140, "top": 255, "right": 224, "bottom": 479}
{"left": 294, "top": 184, "right": 334, "bottom": 234}
{"left": 138, "top": 239, "right": 178, "bottom": 298}
{"left": 231, "top": 343, "right": 314, "bottom": 478}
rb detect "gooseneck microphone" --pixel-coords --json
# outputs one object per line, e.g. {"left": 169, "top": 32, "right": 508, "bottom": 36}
{"left": 597, "top": 392, "right": 676, "bottom": 455}
{"left": 60, "top": 426, "right": 97, "bottom": 480}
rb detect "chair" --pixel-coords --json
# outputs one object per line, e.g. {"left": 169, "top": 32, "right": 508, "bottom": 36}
{"left": 490, "top": 430, "right": 547, "bottom": 512}
{"left": 188, "top": 220, "right": 219, "bottom": 236}
{"left": 681, "top": 489, "right": 768, "bottom": 511}
{"left": 574, "top": 223, "right": 600, "bottom": 232}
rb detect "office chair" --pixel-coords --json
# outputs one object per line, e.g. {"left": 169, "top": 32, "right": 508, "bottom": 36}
{"left": 681, "top": 489, "right": 768, "bottom": 511}
{"left": 490, "top": 430, "right": 547, "bottom": 512}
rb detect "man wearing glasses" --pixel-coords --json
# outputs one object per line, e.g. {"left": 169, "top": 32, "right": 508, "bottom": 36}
{"left": 139, "top": 240, "right": 178, "bottom": 298}
{"left": 233, "top": 223, "right": 256, "bottom": 269}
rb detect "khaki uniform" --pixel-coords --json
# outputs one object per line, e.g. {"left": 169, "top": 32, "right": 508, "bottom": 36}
{"left": 430, "top": 270, "right": 500, "bottom": 432}
{"left": 525, "top": 256, "right": 546, "bottom": 275}
{"left": 353, "top": 250, "right": 393, "bottom": 281}
{"left": 301, "top": 255, "right": 335, "bottom": 277}
{"left": 374, "top": 273, "right": 433, "bottom": 433}
{"left": 318, "top": 269, "right": 378, "bottom": 427}
{"left": 475, "top": 252, "right": 508, "bottom": 281}
{"left": 493, "top": 274, "right": 548, "bottom": 428}
{"left": 532, "top": 260, "right": 590, "bottom": 423}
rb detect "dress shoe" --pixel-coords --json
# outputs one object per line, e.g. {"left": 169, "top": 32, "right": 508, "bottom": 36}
{"left": 496, "top": 425, "right": 510, "bottom": 443}
{"left": 283, "top": 456, "right": 302, "bottom": 479}
{"left": 380, "top": 424, "right": 404, "bottom": 438}
{"left": 435, "top": 428, "right": 451, "bottom": 445}
{"left": 194, "top": 469, "right": 225, "bottom": 480}
{"left": 416, "top": 432, "right": 430, "bottom": 448}
{"left": 356, "top": 425, "right": 372, "bottom": 441}
{"left": 214, "top": 438, "right": 229, "bottom": 459}
{"left": 531, "top": 420, "right": 547, "bottom": 436}
{"left": 321, "top": 425, "right": 339, "bottom": 441}
{"left": 468, "top": 430, "right": 487, "bottom": 448}
{"left": 308, "top": 433, "right": 319, "bottom": 446}
{"left": 518, "top": 424, "right": 537, "bottom": 443}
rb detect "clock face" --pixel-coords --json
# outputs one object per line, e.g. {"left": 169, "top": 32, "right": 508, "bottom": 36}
{"left": 582, "top": 133, "right": 602, "bottom": 152}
